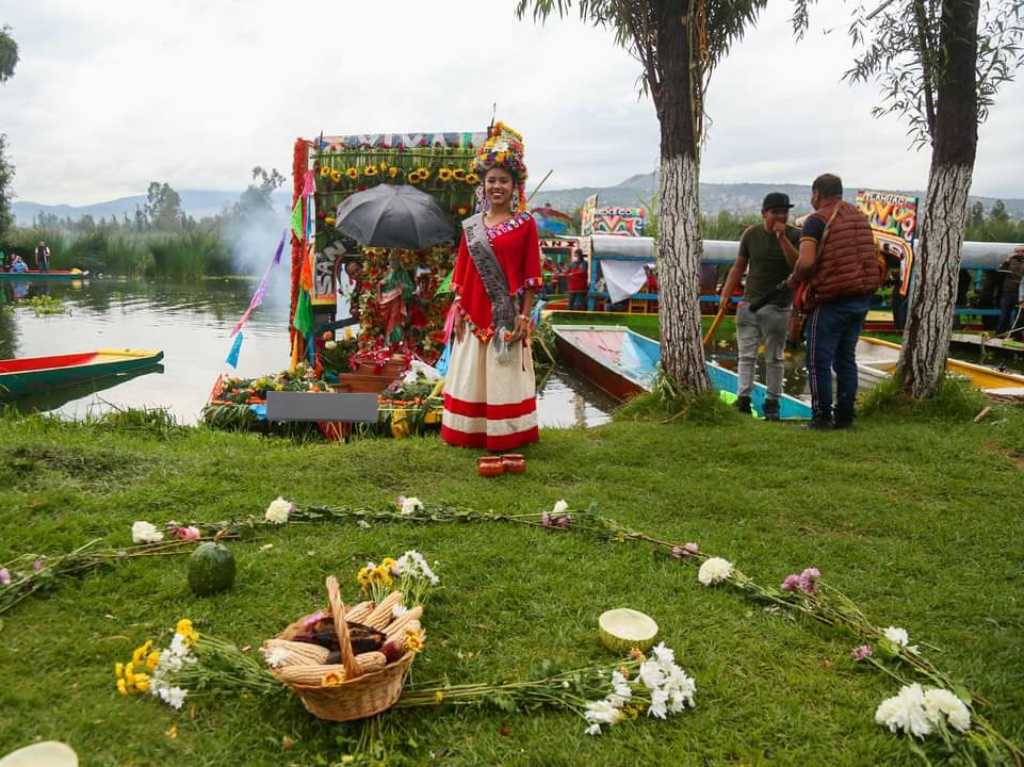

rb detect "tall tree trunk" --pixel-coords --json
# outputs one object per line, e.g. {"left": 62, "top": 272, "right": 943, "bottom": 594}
{"left": 898, "top": 0, "right": 979, "bottom": 398}
{"left": 654, "top": 2, "right": 709, "bottom": 393}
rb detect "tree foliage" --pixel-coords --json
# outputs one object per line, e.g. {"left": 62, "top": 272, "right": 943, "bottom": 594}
{"left": 0, "top": 24, "right": 17, "bottom": 84}
{"left": 793, "top": 0, "right": 1024, "bottom": 149}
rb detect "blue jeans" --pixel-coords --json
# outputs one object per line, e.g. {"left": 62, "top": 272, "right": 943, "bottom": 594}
{"left": 804, "top": 294, "right": 872, "bottom": 420}
{"left": 569, "top": 292, "right": 588, "bottom": 310}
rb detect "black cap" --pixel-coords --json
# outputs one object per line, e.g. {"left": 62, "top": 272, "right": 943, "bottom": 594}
{"left": 762, "top": 192, "right": 794, "bottom": 211}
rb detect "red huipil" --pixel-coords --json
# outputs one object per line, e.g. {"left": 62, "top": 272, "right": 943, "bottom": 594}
{"left": 451, "top": 212, "right": 543, "bottom": 335}
{"left": 442, "top": 212, "right": 543, "bottom": 451}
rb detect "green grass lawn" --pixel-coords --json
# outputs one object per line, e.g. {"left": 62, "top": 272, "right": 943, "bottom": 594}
{"left": 1, "top": 406, "right": 1023, "bottom": 766}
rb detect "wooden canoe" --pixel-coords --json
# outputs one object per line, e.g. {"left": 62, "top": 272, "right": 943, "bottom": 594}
{"left": 856, "top": 336, "right": 1024, "bottom": 398}
{"left": 0, "top": 349, "right": 164, "bottom": 399}
{"left": 0, "top": 269, "right": 90, "bottom": 280}
{"left": 551, "top": 324, "right": 813, "bottom": 420}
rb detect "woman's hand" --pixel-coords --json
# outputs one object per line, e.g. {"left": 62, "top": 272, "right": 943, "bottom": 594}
{"left": 507, "top": 314, "right": 531, "bottom": 343}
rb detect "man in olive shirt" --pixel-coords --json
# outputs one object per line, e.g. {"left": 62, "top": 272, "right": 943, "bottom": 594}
{"left": 718, "top": 192, "right": 800, "bottom": 420}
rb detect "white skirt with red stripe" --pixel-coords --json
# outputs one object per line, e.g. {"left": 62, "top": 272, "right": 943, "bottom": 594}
{"left": 441, "top": 333, "right": 539, "bottom": 451}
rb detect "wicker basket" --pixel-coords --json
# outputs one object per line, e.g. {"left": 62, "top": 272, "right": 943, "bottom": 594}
{"left": 271, "top": 576, "right": 416, "bottom": 722}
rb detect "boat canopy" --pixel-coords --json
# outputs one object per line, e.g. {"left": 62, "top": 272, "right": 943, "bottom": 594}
{"left": 589, "top": 234, "right": 1018, "bottom": 270}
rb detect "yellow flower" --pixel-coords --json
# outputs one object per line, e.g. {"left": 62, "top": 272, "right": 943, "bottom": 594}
{"left": 433, "top": 690, "right": 444, "bottom": 704}
{"left": 330, "top": 169, "right": 342, "bottom": 183}
{"left": 124, "top": 661, "right": 136, "bottom": 685}
{"left": 357, "top": 566, "right": 373, "bottom": 588}
{"left": 346, "top": 167, "right": 359, "bottom": 180}
{"left": 176, "top": 618, "right": 199, "bottom": 645}
{"left": 379, "top": 160, "right": 388, "bottom": 172}
{"left": 373, "top": 566, "right": 393, "bottom": 587}
{"left": 438, "top": 168, "right": 453, "bottom": 182}
{"left": 133, "top": 673, "right": 150, "bottom": 693}
{"left": 363, "top": 165, "right": 378, "bottom": 177}
{"left": 495, "top": 151, "right": 507, "bottom": 164}
{"left": 452, "top": 168, "right": 466, "bottom": 181}
{"left": 419, "top": 168, "right": 431, "bottom": 180}
{"left": 116, "top": 678, "right": 128, "bottom": 695}
{"left": 466, "top": 172, "right": 480, "bottom": 185}
{"left": 325, "top": 216, "right": 335, "bottom": 225}
{"left": 321, "top": 670, "right": 346, "bottom": 687}
{"left": 131, "top": 640, "right": 152, "bottom": 665}
{"left": 403, "top": 628, "right": 424, "bottom": 655}
{"left": 319, "top": 166, "right": 330, "bottom": 178}
{"left": 381, "top": 557, "right": 397, "bottom": 571}
{"left": 407, "top": 172, "right": 421, "bottom": 185}
{"left": 146, "top": 651, "right": 161, "bottom": 671}
{"left": 388, "top": 166, "right": 399, "bottom": 178}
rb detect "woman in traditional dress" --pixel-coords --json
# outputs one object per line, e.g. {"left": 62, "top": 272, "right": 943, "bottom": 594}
{"left": 441, "top": 122, "right": 542, "bottom": 451}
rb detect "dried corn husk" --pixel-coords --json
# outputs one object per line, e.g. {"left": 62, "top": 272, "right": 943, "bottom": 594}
{"left": 384, "top": 606, "right": 423, "bottom": 639}
{"left": 275, "top": 653, "right": 387, "bottom": 686}
{"left": 262, "top": 639, "right": 331, "bottom": 667}
{"left": 344, "top": 601, "right": 374, "bottom": 624}
{"left": 365, "top": 592, "right": 404, "bottom": 629}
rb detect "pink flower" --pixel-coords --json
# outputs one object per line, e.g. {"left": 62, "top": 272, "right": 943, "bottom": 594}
{"left": 798, "top": 567, "right": 821, "bottom": 594}
{"left": 781, "top": 574, "right": 801, "bottom": 592}
{"left": 670, "top": 546, "right": 685, "bottom": 559}
{"left": 683, "top": 542, "right": 699, "bottom": 556}
{"left": 541, "top": 511, "right": 553, "bottom": 528}
{"left": 32, "top": 559, "right": 44, "bottom": 573}
{"left": 556, "top": 515, "right": 571, "bottom": 529}
{"left": 175, "top": 526, "right": 201, "bottom": 541}
{"left": 851, "top": 644, "right": 873, "bottom": 662}
{"left": 0, "top": 568, "right": 10, "bottom": 586}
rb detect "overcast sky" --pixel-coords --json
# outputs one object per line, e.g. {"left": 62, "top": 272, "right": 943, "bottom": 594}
{"left": 1, "top": 0, "right": 1022, "bottom": 206}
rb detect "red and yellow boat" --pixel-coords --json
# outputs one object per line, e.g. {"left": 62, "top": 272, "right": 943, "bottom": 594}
{"left": 0, "top": 349, "right": 164, "bottom": 399}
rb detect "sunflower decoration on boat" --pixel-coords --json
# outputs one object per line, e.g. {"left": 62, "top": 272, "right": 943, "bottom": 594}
{"left": 330, "top": 169, "right": 342, "bottom": 184}
{"left": 319, "top": 166, "right": 331, "bottom": 179}
{"left": 388, "top": 166, "right": 400, "bottom": 179}
{"left": 346, "top": 167, "right": 360, "bottom": 181}
{"left": 364, "top": 165, "right": 378, "bottom": 178}
{"left": 452, "top": 168, "right": 466, "bottom": 182}
{"left": 465, "top": 171, "right": 480, "bottom": 185}
{"left": 437, "top": 168, "right": 453, "bottom": 183}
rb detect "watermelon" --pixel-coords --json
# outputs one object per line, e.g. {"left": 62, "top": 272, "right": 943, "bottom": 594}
{"left": 187, "top": 542, "right": 236, "bottom": 596}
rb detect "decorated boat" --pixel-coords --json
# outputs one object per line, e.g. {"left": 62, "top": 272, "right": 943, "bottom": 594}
{"left": 0, "top": 269, "right": 90, "bottom": 280}
{"left": 856, "top": 337, "right": 1024, "bottom": 399}
{"left": 0, "top": 348, "right": 164, "bottom": 399}
{"left": 551, "top": 324, "right": 813, "bottom": 420}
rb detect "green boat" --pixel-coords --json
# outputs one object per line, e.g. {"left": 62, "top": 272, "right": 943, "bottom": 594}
{"left": 0, "top": 269, "right": 90, "bottom": 281}
{"left": 0, "top": 349, "right": 164, "bottom": 399}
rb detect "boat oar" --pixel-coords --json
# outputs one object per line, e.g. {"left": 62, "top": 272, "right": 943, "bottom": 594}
{"left": 702, "top": 303, "right": 728, "bottom": 349}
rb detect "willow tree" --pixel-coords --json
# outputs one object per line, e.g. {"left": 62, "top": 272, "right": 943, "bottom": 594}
{"left": 794, "top": 0, "right": 1024, "bottom": 398}
{"left": 515, "top": 0, "right": 766, "bottom": 392}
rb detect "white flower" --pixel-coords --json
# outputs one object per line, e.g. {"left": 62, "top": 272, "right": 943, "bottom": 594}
{"left": 610, "top": 671, "right": 632, "bottom": 701}
{"left": 638, "top": 659, "right": 667, "bottom": 691}
{"left": 160, "top": 686, "right": 188, "bottom": 710}
{"left": 392, "top": 604, "right": 409, "bottom": 619}
{"left": 875, "top": 683, "right": 933, "bottom": 738}
{"left": 697, "top": 557, "right": 733, "bottom": 586}
{"left": 883, "top": 626, "right": 919, "bottom": 654}
{"left": 651, "top": 642, "right": 675, "bottom": 668}
{"left": 264, "top": 496, "right": 293, "bottom": 525}
{"left": 263, "top": 647, "right": 289, "bottom": 668}
{"left": 552, "top": 499, "right": 569, "bottom": 515}
{"left": 923, "top": 688, "right": 971, "bottom": 733}
{"left": 397, "top": 550, "right": 440, "bottom": 585}
{"left": 131, "top": 521, "right": 164, "bottom": 544}
{"left": 357, "top": 520, "right": 371, "bottom": 529}
{"left": 585, "top": 723, "right": 602, "bottom": 736}
{"left": 648, "top": 688, "right": 669, "bottom": 719}
{"left": 584, "top": 699, "right": 624, "bottom": 726}
{"left": 168, "top": 633, "right": 193, "bottom": 659}
{"left": 399, "top": 496, "right": 424, "bottom": 516}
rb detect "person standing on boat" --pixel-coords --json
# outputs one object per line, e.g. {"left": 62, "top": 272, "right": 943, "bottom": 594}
{"left": 34, "top": 241, "right": 50, "bottom": 272}
{"left": 718, "top": 192, "right": 800, "bottom": 421}
{"left": 566, "top": 250, "right": 589, "bottom": 310}
{"left": 788, "top": 174, "right": 884, "bottom": 429}
{"left": 441, "top": 121, "right": 542, "bottom": 452}
{"left": 996, "top": 246, "right": 1024, "bottom": 335}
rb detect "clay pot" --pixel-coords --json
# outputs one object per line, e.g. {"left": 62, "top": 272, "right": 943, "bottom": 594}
{"left": 477, "top": 456, "right": 505, "bottom": 477}
{"left": 501, "top": 453, "right": 526, "bottom": 474}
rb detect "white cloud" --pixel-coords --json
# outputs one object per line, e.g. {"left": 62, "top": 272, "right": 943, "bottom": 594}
{"left": 1, "top": 0, "right": 1020, "bottom": 205}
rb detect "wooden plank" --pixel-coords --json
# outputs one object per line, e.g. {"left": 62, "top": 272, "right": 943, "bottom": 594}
{"left": 265, "top": 391, "right": 378, "bottom": 423}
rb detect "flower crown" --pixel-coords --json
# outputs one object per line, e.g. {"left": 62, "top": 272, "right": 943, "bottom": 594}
{"left": 473, "top": 121, "right": 527, "bottom": 182}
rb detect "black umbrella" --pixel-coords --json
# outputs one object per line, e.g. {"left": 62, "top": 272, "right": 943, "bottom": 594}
{"left": 334, "top": 184, "right": 456, "bottom": 250}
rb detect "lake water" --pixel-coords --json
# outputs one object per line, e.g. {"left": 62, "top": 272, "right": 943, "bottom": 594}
{"left": 0, "top": 276, "right": 616, "bottom": 427}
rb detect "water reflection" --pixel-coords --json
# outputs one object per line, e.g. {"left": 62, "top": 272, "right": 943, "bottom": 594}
{"left": 0, "top": 278, "right": 616, "bottom": 429}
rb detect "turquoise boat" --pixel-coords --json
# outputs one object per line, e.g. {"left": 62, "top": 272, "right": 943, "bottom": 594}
{"left": 551, "top": 324, "right": 812, "bottom": 420}
{"left": 0, "top": 269, "right": 90, "bottom": 281}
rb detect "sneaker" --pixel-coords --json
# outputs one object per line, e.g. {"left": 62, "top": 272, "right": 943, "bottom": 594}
{"left": 736, "top": 395, "right": 752, "bottom": 414}
{"left": 802, "top": 416, "right": 833, "bottom": 431}
{"left": 763, "top": 398, "right": 781, "bottom": 422}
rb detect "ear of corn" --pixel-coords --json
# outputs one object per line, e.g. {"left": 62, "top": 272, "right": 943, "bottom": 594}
{"left": 275, "top": 652, "right": 387, "bottom": 686}
{"left": 365, "top": 591, "right": 404, "bottom": 629}
{"left": 343, "top": 601, "right": 374, "bottom": 624}
{"left": 262, "top": 639, "right": 331, "bottom": 666}
{"left": 384, "top": 606, "right": 423, "bottom": 639}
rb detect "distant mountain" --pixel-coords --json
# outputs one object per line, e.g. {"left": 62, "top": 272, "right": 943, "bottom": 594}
{"left": 533, "top": 172, "right": 1024, "bottom": 218}
{"left": 12, "top": 177, "right": 1022, "bottom": 225}
{"left": 12, "top": 189, "right": 292, "bottom": 226}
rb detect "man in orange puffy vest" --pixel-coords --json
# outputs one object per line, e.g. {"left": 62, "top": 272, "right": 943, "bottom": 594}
{"left": 788, "top": 174, "right": 884, "bottom": 429}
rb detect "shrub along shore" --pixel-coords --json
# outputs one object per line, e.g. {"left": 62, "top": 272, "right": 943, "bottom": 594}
{"left": 0, "top": 400, "right": 1021, "bottom": 765}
